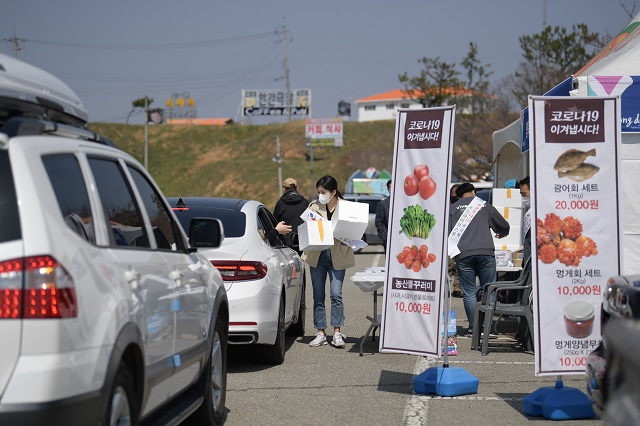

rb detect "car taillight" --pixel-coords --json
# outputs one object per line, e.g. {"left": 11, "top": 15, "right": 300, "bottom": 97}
{"left": 212, "top": 261, "right": 268, "bottom": 282}
{"left": 0, "top": 255, "right": 77, "bottom": 319}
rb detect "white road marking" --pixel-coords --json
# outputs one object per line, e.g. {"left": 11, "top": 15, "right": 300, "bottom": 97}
{"left": 402, "top": 356, "right": 533, "bottom": 424}
{"left": 402, "top": 356, "right": 437, "bottom": 426}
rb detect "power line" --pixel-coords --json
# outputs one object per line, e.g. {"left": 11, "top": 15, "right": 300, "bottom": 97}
{"left": 19, "top": 31, "right": 277, "bottom": 51}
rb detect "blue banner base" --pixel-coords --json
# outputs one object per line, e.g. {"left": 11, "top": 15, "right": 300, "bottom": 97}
{"left": 522, "top": 380, "right": 595, "bottom": 420}
{"left": 413, "top": 366, "right": 479, "bottom": 397}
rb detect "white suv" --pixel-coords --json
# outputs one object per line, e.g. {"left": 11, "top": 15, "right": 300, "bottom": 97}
{"left": 0, "top": 53, "right": 229, "bottom": 425}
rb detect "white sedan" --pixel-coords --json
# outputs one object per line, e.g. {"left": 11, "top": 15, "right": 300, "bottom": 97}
{"left": 169, "top": 197, "right": 305, "bottom": 364}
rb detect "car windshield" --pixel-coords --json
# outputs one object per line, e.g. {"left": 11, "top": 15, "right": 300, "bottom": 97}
{"left": 0, "top": 150, "right": 21, "bottom": 243}
{"left": 359, "top": 199, "right": 380, "bottom": 214}
{"left": 173, "top": 206, "right": 246, "bottom": 238}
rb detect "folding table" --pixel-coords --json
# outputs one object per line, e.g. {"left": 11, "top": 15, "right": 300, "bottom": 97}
{"left": 350, "top": 267, "right": 385, "bottom": 356}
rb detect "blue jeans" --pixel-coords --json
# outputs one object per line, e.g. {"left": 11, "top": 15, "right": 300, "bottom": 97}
{"left": 455, "top": 255, "right": 496, "bottom": 331}
{"left": 309, "top": 250, "right": 345, "bottom": 330}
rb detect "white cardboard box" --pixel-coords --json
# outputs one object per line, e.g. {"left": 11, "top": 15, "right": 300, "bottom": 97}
{"left": 492, "top": 188, "right": 522, "bottom": 208}
{"left": 331, "top": 199, "right": 368, "bottom": 240}
{"left": 496, "top": 206, "right": 523, "bottom": 227}
{"left": 298, "top": 220, "right": 334, "bottom": 251}
{"left": 493, "top": 225, "right": 521, "bottom": 250}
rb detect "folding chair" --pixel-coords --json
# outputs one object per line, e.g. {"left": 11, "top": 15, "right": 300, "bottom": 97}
{"left": 471, "top": 257, "right": 533, "bottom": 355}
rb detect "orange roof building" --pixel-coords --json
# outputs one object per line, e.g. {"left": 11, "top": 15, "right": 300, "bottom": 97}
{"left": 354, "top": 88, "right": 474, "bottom": 122}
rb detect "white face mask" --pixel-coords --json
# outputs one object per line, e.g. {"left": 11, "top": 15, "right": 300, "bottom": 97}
{"left": 522, "top": 197, "right": 530, "bottom": 209}
{"left": 318, "top": 193, "right": 332, "bottom": 205}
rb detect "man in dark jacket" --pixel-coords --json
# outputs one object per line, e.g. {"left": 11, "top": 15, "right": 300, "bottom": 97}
{"left": 448, "top": 182, "right": 510, "bottom": 335}
{"left": 375, "top": 180, "right": 392, "bottom": 251}
{"left": 274, "top": 178, "right": 309, "bottom": 244}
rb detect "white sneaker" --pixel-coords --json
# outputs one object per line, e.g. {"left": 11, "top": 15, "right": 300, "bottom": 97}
{"left": 309, "top": 332, "right": 327, "bottom": 347}
{"left": 332, "top": 332, "right": 346, "bottom": 348}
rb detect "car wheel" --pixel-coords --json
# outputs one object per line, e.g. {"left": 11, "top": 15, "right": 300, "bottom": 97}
{"left": 105, "top": 363, "right": 138, "bottom": 426}
{"left": 255, "top": 295, "right": 286, "bottom": 365}
{"left": 287, "top": 274, "right": 306, "bottom": 337}
{"left": 186, "top": 315, "right": 227, "bottom": 425}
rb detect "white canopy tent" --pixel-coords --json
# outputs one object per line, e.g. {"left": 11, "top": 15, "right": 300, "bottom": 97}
{"left": 492, "top": 119, "right": 527, "bottom": 188}
{"left": 492, "top": 12, "right": 640, "bottom": 273}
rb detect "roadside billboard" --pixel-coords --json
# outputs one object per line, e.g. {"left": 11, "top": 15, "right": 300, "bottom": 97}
{"left": 242, "top": 89, "right": 310, "bottom": 117}
{"left": 305, "top": 118, "right": 343, "bottom": 147}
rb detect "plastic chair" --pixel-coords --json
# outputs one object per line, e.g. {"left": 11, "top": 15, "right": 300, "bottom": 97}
{"left": 471, "top": 257, "right": 533, "bottom": 355}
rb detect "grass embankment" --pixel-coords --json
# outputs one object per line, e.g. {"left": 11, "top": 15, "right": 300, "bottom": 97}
{"left": 89, "top": 120, "right": 396, "bottom": 209}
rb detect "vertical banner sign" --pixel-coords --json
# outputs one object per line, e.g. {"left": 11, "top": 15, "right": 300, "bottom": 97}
{"left": 529, "top": 96, "right": 622, "bottom": 375}
{"left": 379, "top": 107, "right": 455, "bottom": 356}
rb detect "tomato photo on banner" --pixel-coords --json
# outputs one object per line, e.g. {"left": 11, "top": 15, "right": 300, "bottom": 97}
{"left": 379, "top": 106, "right": 455, "bottom": 356}
{"left": 529, "top": 95, "right": 622, "bottom": 375}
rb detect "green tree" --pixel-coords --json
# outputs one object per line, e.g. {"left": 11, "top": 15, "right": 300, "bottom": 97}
{"left": 512, "top": 24, "right": 599, "bottom": 104}
{"left": 398, "top": 57, "right": 460, "bottom": 107}
{"left": 126, "top": 96, "right": 154, "bottom": 124}
{"left": 460, "top": 42, "right": 493, "bottom": 113}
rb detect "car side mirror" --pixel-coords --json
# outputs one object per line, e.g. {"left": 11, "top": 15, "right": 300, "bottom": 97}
{"left": 188, "top": 217, "right": 224, "bottom": 249}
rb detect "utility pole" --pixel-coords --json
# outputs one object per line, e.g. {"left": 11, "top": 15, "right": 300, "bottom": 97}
{"left": 543, "top": 0, "right": 547, "bottom": 28}
{"left": 144, "top": 97, "right": 149, "bottom": 169}
{"left": 282, "top": 18, "right": 291, "bottom": 122}
{"left": 4, "top": 27, "right": 24, "bottom": 57}
{"left": 273, "top": 135, "right": 283, "bottom": 196}
{"left": 309, "top": 140, "right": 314, "bottom": 200}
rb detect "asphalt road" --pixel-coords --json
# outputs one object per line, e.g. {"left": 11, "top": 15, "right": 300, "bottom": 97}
{"left": 223, "top": 245, "right": 601, "bottom": 425}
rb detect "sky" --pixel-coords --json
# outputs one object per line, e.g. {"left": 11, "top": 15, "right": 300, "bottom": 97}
{"left": 2, "top": 1, "right": 635, "bottom": 124}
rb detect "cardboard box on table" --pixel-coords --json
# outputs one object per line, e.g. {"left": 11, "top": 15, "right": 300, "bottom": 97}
{"left": 492, "top": 188, "right": 522, "bottom": 208}
{"left": 298, "top": 220, "right": 334, "bottom": 251}
{"left": 493, "top": 225, "right": 521, "bottom": 251}
{"left": 331, "top": 199, "right": 368, "bottom": 240}
{"left": 496, "top": 206, "right": 523, "bottom": 227}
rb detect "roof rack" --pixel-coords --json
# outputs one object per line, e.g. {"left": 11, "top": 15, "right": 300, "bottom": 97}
{"left": 0, "top": 117, "right": 117, "bottom": 147}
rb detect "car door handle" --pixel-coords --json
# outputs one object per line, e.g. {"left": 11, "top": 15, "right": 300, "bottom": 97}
{"left": 170, "top": 270, "right": 183, "bottom": 286}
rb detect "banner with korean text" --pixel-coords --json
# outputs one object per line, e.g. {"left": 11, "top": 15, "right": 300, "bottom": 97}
{"left": 529, "top": 96, "right": 622, "bottom": 375}
{"left": 379, "top": 107, "right": 455, "bottom": 356}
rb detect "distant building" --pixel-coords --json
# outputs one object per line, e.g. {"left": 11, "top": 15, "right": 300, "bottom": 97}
{"left": 166, "top": 118, "right": 233, "bottom": 125}
{"left": 355, "top": 88, "right": 479, "bottom": 122}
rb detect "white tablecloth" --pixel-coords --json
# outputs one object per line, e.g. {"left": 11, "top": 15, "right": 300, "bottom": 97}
{"left": 350, "top": 267, "right": 385, "bottom": 293}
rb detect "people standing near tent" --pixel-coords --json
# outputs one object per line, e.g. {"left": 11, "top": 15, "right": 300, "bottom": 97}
{"left": 303, "top": 175, "right": 355, "bottom": 348}
{"left": 519, "top": 176, "right": 532, "bottom": 262}
{"left": 375, "top": 179, "right": 392, "bottom": 251}
{"left": 448, "top": 183, "right": 462, "bottom": 296}
{"left": 448, "top": 182, "right": 510, "bottom": 335}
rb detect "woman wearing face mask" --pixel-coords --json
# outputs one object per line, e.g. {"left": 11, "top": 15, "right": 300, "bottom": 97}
{"left": 303, "top": 175, "right": 355, "bottom": 348}
{"left": 519, "top": 176, "right": 532, "bottom": 262}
